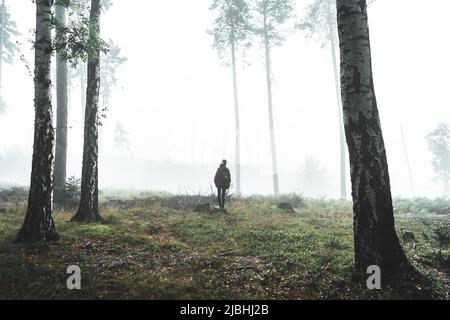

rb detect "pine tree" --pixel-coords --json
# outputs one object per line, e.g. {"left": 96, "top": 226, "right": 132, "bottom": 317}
{"left": 208, "top": 0, "right": 253, "bottom": 195}
{"left": 252, "top": 0, "right": 295, "bottom": 197}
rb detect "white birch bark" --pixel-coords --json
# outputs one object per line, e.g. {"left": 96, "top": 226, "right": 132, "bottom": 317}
{"left": 73, "top": 0, "right": 103, "bottom": 222}
{"left": 17, "top": 0, "right": 58, "bottom": 242}
{"left": 336, "top": 0, "right": 408, "bottom": 275}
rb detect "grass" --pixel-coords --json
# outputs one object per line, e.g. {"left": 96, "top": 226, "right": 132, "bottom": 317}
{"left": 0, "top": 194, "right": 449, "bottom": 300}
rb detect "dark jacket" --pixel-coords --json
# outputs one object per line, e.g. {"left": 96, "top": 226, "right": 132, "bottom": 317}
{"left": 214, "top": 165, "right": 231, "bottom": 189}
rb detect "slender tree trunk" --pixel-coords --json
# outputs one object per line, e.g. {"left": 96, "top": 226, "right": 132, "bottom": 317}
{"left": 263, "top": 22, "right": 280, "bottom": 197}
{"left": 72, "top": 0, "right": 102, "bottom": 222}
{"left": 336, "top": 0, "right": 408, "bottom": 276}
{"left": 99, "top": 58, "right": 107, "bottom": 144}
{"left": 400, "top": 125, "right": 415, "bottom": 198}
{"left": 231, "top": 39, "right": 241, "bottom": 195}
{"left": 326, "top": 0, "right": 347, "bottom": 200}
{"left": 0, "top": 0, "right": 6, "bottom": 99}
{"left": 16, "top": 0, "right": 59, "bottom": 242}
{"left": 80, "top": 63, "right": 86, "bottom": 122}
{"left": 54, "top": 3, "right": 68, "bottom": 203}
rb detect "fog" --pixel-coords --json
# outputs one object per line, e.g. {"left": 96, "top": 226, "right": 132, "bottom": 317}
{"left": 1, "top": 0, "right": 449, "bottom": 198}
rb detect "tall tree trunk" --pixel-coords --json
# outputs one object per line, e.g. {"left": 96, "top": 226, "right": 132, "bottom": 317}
{"left": 99, "top": 58, "right": 107, "bottom": 144}
{"left": 0, "top": 0, "right": 6, "bottom": 99}
{"left": 336, "top": 0, "right": 408, "bottom": 276}
{"left": 231, "top": 39, "right": 241, "bottom": 195}
{"left": 72, "top": 0, "right": 102, "bottom": 222}
{"left": 264, "top": 23, "right": 280, "bottom": 197}
{"left": 16, "top": 0, "right": 59, "bottom": 242}
{"left": 326, "top": 0, "right": 347, "bottom": 200}
{"left": 400, "top": 125, "right": 415, "bottom": 197}
{"left": 54, "top": 3, "right": 68, "bottom": 203}
{"left": 80, "top": 63, "right": 86, "bottom": 122}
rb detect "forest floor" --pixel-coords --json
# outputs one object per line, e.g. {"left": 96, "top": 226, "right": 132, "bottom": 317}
{"left": 0, "top": 192, "right": 449, "bottom": 300}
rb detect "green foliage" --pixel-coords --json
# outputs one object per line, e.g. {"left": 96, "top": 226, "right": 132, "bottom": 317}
{"left": 253, "top": 0, "right": 296, "bottom": 47}
{"left": 433, "top": 223, "right": 450, "bottom": 248}
{"left": 276, "top": 193, "right": 306, "bottom": 208}
{"left": 426, "top": 123, "right": 450, "bottom": 194}
{"left": 0, "top": 2, "right": 21, "bottom": 64}
{"left": 53, "top": 17, "right": 109, "bottom": 67}
{"left": 58, "top": 176, "right": 81, "bottom": 207}
{"left": 208, "top": 0, "right": 253, "bottom": 60}
{"left": 53, "top": 0, "right": 111, "bottom": 67}
{"left": 393, "top": 197, "right": 450, "bottom": 215}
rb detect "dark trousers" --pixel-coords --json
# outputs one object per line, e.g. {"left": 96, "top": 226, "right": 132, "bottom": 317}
{"left": 217, "top": 187, "right": 227, "bottom": 209}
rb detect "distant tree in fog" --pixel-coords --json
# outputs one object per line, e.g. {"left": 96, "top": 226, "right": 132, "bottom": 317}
{"left": 426, "top": 123, "right": 450, "bottom": 197}
{"left": 54, "top": 1, "right": 69, "bottom": 203}
{"left": 298, "top": 156, "right": 330, "bottom": 197}
{"left": 336, "top": 0, "right": 409, "bottom": 278}
{"left": 298, "top": 0, "right": 375, "bottom": 200}
{"left": 208, "top": 0, "right": 253, "bottom": 195}
{"left": 100, "top": 39, "right": 126, "bottom": 114}
{"left": 251, "top": 0, "right": 296, "bottom": 197}
{"left": 297, "top": 0, "right": 347, "bottom": 200}
{"left": 114, "top": 122, "right": 130, "bottom": 156}
{"left": 0, "top": 0, "right": 21, "bottom": 114}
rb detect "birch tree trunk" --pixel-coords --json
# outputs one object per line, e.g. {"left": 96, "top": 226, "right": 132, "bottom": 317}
{"left": 72, "top": 0, "right": 103, "bottom": 222}
{"left": 336, "top": 0, "right": 408, "bottom": 276}
{"left": 54, "top": 3, "right": 68, "bottom": 203}
{"left": 231, "top": 39, "right": 241, "bottom": 195}
{"left": 264, "top": 22, "right": 280, "bottom": 197}
{"left": 326, "top": 0, "right": 347, "bottom": 200}
{"left": 16, "top": 0, "right": 59, "bottom": 242}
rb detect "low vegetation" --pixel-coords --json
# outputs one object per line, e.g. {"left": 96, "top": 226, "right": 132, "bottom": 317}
{"left": 0, "top": 190, "right": 448, "bottom": 299}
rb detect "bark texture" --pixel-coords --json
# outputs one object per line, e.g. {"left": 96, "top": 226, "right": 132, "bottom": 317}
{"left": 16, "top": 0, "right": 59, "bottom": 242}
{"left": 336, "top": 0, "right": 408, "bottom": 275}
{"left": 54, "top": 3, "right": 68, "bottom": 203}
{"left": 72, "top": 0, "right": 103, "bottom": 222}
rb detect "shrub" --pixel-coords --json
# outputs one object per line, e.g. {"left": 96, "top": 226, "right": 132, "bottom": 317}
{"left": 433, "top": 223, "right": 450, "bottom": 247}
{"left": 59, "top": 176, "right": 81, "bottom": 208}
{"left": 393, "top": 197, "right": 450, "bottom": 215}
{"left": 276, "top": 193, "right": 306, "bottom": 208}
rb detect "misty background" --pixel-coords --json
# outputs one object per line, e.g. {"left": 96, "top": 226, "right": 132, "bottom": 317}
{"left": 1, "top": 0, "right": 449, "bottom": 198}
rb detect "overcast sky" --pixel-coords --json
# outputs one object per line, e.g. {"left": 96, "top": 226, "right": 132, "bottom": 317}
{"left": 1, "top": 0, "right": 449, "bottom": 197}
